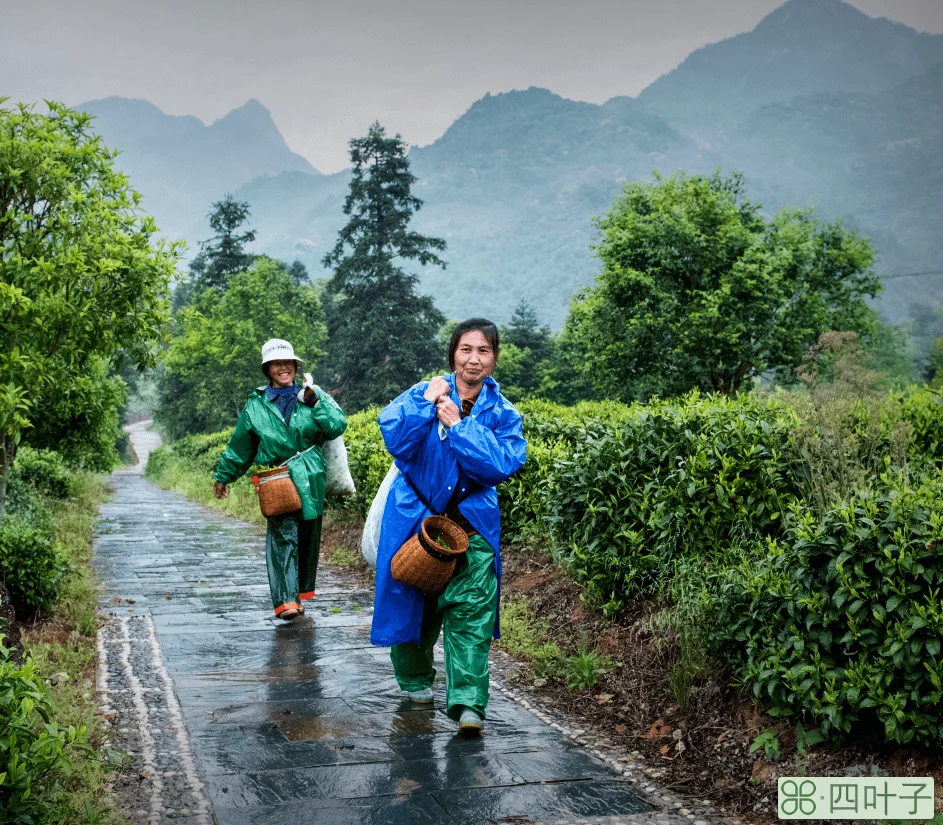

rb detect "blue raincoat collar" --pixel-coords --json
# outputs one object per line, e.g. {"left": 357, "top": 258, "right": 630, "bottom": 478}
{"left": 445, "top": 373, "right": 500, "bottom": 414}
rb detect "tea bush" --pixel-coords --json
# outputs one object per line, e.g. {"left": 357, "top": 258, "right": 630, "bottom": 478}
{"left": 166, "top": 428, "right": 235, "bottom": 474}
{"left": 0, "top": 642, "right": 87, "bottom": 824}
{"left": 549, "top": 392, "right": 802, "bottom": 609}
{"left": 0, "top": 513, "right": 63, "bottom": 614}
{"left": 713, "top": 468, "right": 943, "bottom": 745}
{"left": 12, "top": 447, "right": 75, "bottom": 500}
{"left": 899, "top": 386, "right": 943, "bottom": 465}
{"left": 343, "top": 407, "right": 388, "bottom": 516}
{"left": 1, "top": 462, "right": 63, "bottom": 615}
{"left": 498, "top": 399, "right": 632, "bottom": 541}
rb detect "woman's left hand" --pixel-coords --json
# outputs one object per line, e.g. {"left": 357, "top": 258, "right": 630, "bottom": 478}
{"left": 436, "top": 396, "right": 461, "bottom": 429}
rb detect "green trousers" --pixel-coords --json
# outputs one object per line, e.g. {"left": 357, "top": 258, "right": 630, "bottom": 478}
{"left": 265, "top": 513, "right": 322, "bottom": 613}
{"left": 391, "top": 534, "right": 498, "bottom": 720}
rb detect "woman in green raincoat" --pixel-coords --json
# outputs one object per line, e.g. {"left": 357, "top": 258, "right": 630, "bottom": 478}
{"left": 213, "top": 338, "right": 347, "bottom": 620}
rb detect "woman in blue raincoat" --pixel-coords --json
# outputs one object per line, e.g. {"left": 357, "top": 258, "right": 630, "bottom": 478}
{"left": 371, "top": 318, "right": 526, "bottom": 735}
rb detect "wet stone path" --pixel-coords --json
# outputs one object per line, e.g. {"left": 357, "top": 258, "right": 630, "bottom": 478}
{"left": 95, "top": 465, "right": 664, "bottom": 824}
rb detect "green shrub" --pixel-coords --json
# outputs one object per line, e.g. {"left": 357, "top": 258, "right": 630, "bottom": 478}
{"left": 713, "top": 468, "right": 943, "bottom": 745}
{"left": 0, "top": 513, "right": 63, "bottom": 614}
{"left": 343, "top": 408, "right": 389, "bottom": 516}
{"left": 170, "top": 428, "right": 235, "bottom": 473}
{"left": 563, "top": 637, "right": 616, "bottom": 691}
{"left": 4, "top": 475, "right": 53, "bottom": 530}
{"left": 899, "top": 386, "right": 943, "bottom": 465}
{"left": 143, "top": 444, "right": 173, "bottom": 479}
{"left": 497, "top": 399, "right": 633, "bottom": 541}
{"left": 548, "top": 392, "right": 801, "bottom": 609}
{"left": 12, "top": 447, "right": 75, "bottom": 500}
{"left": 498, "top": 435, "right": 567, "bottom": 541}
{"left": 0, "top": 642, "right": 89, "bottom": 824}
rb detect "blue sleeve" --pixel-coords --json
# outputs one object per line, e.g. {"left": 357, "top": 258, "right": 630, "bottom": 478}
{"left": 447, "top": 406, "right": 526, "bottom": 488}
{"left": 378, "top": 382, "right": 436, "bottom": 462}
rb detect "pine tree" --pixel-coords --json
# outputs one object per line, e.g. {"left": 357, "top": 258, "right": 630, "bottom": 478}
{"left": 197, "top": 194, "right": 257, "bottom": 290}
{"left": 322, "top": 122, "right": 447, "bottom": 409}
{"left": 504, "top": 299, "right": 553, "bottom": 362}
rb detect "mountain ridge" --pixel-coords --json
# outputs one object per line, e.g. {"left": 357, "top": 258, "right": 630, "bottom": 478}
{"left": 638, "top": 0, "right": 943, "bottom": 126}
{"left": 73, "top": 0, "right": 943, "bottom": 325}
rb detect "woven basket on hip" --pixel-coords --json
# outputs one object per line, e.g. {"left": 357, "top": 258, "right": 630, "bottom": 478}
{"left": 391, "top": 515, "right": 469, "bottom": 596}
{"left": 251, "top": 466, "right": 302, "bottom": 518}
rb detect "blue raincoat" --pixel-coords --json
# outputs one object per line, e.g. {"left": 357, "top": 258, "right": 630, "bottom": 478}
{"left": 370, "top": 374, "right": 527, "bottom": 647}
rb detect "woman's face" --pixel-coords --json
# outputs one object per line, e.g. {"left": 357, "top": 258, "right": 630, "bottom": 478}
{"left": 453, "top": 330, "right": 496, "bottom": 387}
{"left": 267, "top": 359, "right": 297, "bottom": 388}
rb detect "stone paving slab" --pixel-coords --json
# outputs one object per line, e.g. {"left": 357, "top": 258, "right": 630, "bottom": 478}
{"left": 95, "top": 469, "right": 654, "bottom": 824}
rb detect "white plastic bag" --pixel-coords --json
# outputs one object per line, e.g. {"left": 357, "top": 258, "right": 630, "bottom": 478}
{"left": 323, "top": 435, "right": 356, "bottom": 497}
{"left": 361, "top": 462, "right": 400, "bottom": 569}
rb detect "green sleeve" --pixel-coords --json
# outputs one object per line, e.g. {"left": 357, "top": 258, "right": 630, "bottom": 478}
{"left": 215, "top": 405, "right": 259, "bottom": 483}
{"left": 311, "top": 388, "right": 348, "bottom": 442}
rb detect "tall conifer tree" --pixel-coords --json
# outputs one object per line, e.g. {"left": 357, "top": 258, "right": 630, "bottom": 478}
{"left": 323, "top": 123, "right": 446, "bottom": 408}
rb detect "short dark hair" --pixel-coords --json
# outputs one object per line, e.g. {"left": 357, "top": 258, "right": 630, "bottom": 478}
{"left": 448, "top": 318, "right": 500, "bottom": 370}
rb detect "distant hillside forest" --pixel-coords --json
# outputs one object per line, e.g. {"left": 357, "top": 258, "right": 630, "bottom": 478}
{"left": 77, "top": 0, "right": 942, "bottom": 343}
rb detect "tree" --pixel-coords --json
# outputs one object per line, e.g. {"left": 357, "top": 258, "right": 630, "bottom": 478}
{"left": 195, "top": 194, "right": 257, "bottom": 291}
{"left": 0, "top": 100, "right": 177, "bottom": 515}
{"left": 563, "top": 171, "right": 881, "bottom": 402}
{"left": 322, "top": 122, "right": 446, "bottom": 409}
{"left": 156, "top": 257, "right": 327, "bottom": 440}
{"left": 492, "top": 300, "right": 555, "bottom": 400}
{"left": 25, "top": 357, "right": 127, "bottom": 471}
{"left": 503, "top": 299, "right": 552, "bottom": 363}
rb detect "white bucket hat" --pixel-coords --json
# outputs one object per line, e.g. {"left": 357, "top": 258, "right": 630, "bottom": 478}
{"left": 261, "top": 338, "right": 304, "bottom": 371}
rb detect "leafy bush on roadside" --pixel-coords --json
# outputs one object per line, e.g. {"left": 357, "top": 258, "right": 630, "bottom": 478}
{"left": 0, "top": 513, "right": 63, "bottom": 615}
{"left": 0, "top": 642, "right": 89, "bottom": 824}
{"left": 11, "top": 447, "right": 75, "bottom": 500}
{"left": 342, "top": 408, "right": 388, "bottom": 516}
{"left": 713, "top": 468, "right": 943, "bottom": 745}
{"left": 497, "top": 399, "right": 634, "bottom": 541}
{"left": 549, "top": 392, "right": 802, "bottom": 610}
{"left": 899, "top": 386, "right": 943, "bottom": 465}
{"left": 164, "top": 428, "right": 235, "bottom": 474}
{"left": 143, "top": 444, "right": 173, "bottom": 480}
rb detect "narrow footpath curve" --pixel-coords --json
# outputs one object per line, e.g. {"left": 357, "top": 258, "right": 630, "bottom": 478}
{"left": 95, "top": 423, "right": 672, "bottom": 825}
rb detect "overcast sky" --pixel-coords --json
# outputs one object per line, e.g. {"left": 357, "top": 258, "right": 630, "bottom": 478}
{"left": 3, "top": 0, "right": 942, "bottom": 172}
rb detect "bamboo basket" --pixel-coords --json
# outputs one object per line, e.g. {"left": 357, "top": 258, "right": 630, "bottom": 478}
{"left": 391, "top": 515, "right": 469, "bottom": 595}
{"left": 251, "top": 466, "right": 302, "bottom": 518}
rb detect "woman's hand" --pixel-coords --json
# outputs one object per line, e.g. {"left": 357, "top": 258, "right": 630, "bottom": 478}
{"left": 213, "top": 481, "right": 229, "bottom": 500}
{"left": 436, "top": 396, "right": 461, "bottom": 429}
{"left": 423, "top": 376, "right": 451, "bottom": 404}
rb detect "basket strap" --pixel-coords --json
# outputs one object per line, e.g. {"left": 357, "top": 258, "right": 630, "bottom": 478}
{"left": 401, "top": 472, "right": 439, "bottom": 514}
{"left": 418, "top": 529, "right": 458, "bottom": 563}
{"left": 401, "top": 471, "right": 477, "bottom": 516}
{"left": 278, "top": 443, "right": 321, "bottom": 468}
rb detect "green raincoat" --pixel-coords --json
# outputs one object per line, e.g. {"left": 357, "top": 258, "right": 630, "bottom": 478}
{"left": 214, "top": 386, "right": 347, "bottom": 612}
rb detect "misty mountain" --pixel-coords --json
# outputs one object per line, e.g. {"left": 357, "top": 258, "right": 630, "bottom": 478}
{"left": 78, "top": 97, "right": 318, "bottom": 244}
{"left": 78, "top": 0, "right": 943, "bottom": 326}
{"left": 721, "top": 60, "right": 943, "bottom": 318}
{"left": 638, "top": 0, "right": 943, "bottom": 131}
{"left": 254, "top": 88, "right": 717, "bottom": 324}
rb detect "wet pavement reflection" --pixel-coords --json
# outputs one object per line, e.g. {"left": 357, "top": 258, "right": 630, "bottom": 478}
{"left": 97, "top": 474, "right": 648, "bottom": 824}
